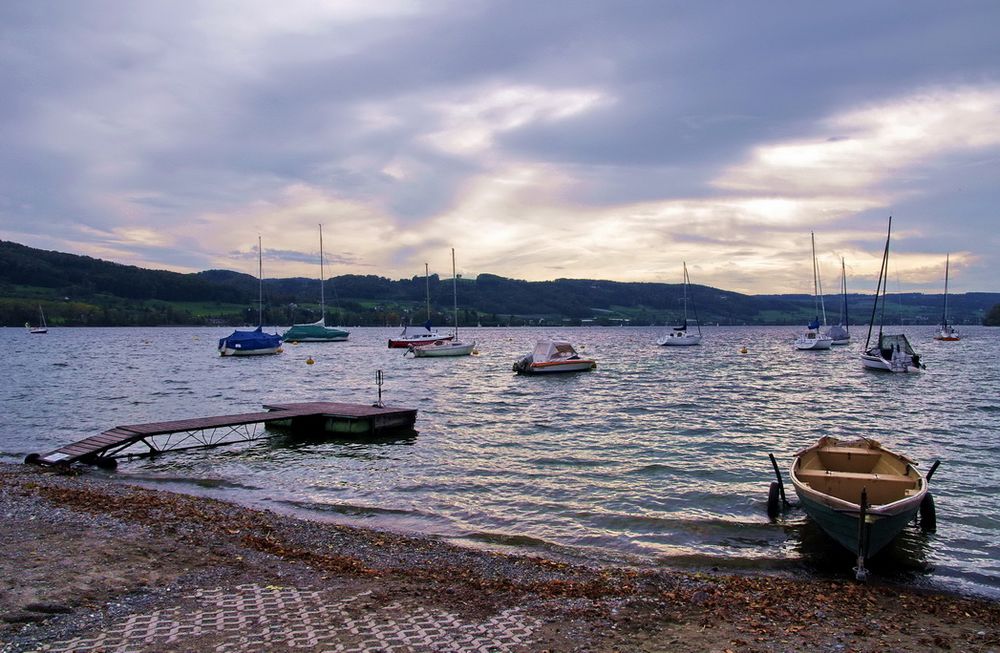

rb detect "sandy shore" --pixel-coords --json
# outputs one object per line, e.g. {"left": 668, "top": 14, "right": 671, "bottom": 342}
{"left": 1, "top": 462, "right": 997, "bottom": 653}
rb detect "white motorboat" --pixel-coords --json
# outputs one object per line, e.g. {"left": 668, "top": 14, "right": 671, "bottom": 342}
{"left": 658, "top": 261, "right": 702, "bottom": 346}
{"left": 410, "top": 248, "right": 476, "bottom": 358}
{"left": 513, "top": 340, "right": 596, "bottom": 374}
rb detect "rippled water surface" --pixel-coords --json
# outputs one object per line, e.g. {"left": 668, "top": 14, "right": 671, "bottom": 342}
{"left": 3, "top": 325, "right": 998, "bottom": 597}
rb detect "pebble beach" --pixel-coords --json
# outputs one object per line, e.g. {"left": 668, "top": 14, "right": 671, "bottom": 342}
{"left": 2, "top": 462, "right": 997, "bottom": 653}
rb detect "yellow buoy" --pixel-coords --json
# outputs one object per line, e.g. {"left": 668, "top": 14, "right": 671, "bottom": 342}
{"left": 740, "top": 346, "right": 748, "bottom": 354}
{"left": 306, "top": 356, "right": 315, "bottom": 365}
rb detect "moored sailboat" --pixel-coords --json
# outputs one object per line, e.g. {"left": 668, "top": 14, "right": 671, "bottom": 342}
{"left": 934, "top": 254, "right": 960, "bottom": 341}
{"left": 388, "top": 262, "right": 452, "bottom": 348}
{"left": 410, "top": 248, "right": 476, "bottom": 357}
{"left": 794, "top": 233, "right": 832, "bottom": 350}
{"left": 861, "top": 217, "right": 923, "bottom": 372}
{"left": 824, "top": 257, "right": 850, "bottom": 345}
{"left": 25, "top": 305, "right": 48, "bottom": 334}
{"left": 218, "top": 237, "right": 283, "bottom": 357}
{"left": 657, "top": 261, "right": 702, "bottom": 346}
{"left": 282, "top": 224, "right": 350, "bottom": 343}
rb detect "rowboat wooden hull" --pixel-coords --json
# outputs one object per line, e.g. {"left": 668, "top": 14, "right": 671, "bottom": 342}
{"left": 791, "top": 437, "right": 928, "bottom": 561}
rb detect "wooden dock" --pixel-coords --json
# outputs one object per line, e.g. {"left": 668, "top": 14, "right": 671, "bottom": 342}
{"left": 26, "top": 401, "right": 417, "bottom": 469}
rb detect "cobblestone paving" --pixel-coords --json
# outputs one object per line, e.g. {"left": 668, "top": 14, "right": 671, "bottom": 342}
{"left": 32, "top": 584, "right": 542, "bottom": 652}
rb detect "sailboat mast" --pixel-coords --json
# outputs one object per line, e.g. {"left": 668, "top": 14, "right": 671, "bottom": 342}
{"left": 865, "top": 217, "right": 892, "bottom": 349}
{"left": 685, "top": 262, "right": 702, "bottom": 336}
{"left": 425, "top": 262, "right": 431, "bottom": 322}
{"left": 810, "top": 232, "right": 821, "bottom": 323}
{"left": 942, "top": 253, "right": 950, "bottom": 328}
{"left": 257, "top": 235, "right": 263, "bottom": 327}
{"left": 841, "top": 257, "right": 849, "bottom": 333}
{"left": 452, "top": 248, "right": 458, "bottom": 338}
{"left": 815, "top": 235, "right": 827, "bottom": 326}
{"left": 319, "top": 224, "right": 325, "bottom": 323}
{"left": 682, "top": 262, "right": 689, "bottom": 325}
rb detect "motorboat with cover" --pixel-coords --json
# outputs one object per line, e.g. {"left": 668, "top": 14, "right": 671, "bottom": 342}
{"left": 657, "top": 261, "right": 702, "bottom": 346}
{"left": 790, "top": 436, "right": 936, "bottom": 579}
{"left": 861, "top": 217, "right": 924, "bottom": 372}
{"left": 794, "top": 232, "right": 832, "bottom": 350}
{"left": 513, "top": 340, "right": 596, "bottom": 374}
{"left": 410, "top": 248, "right": 476, "bottom": 358}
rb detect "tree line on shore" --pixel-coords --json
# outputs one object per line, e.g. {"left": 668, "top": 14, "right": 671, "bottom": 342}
{"left": 2, "top": 240, "right": 998, "bottom": 328}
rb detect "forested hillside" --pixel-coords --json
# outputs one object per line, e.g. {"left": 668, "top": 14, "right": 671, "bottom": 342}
{"left": 2, "top": 241, "right": 997, "bottom": 327}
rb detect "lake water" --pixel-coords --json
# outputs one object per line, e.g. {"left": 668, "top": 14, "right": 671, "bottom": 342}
{"left": 2, "top": 325, "right": 998, "bottom": 598}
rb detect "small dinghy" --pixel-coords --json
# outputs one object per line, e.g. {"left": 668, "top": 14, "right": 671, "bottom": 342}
{"left": 788, "top": 436, "right": 938, "bottom": 579}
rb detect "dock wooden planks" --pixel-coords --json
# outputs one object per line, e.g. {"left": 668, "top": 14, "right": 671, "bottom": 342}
{"left": 28, "top": 401, "right": 417, "bottom": 468}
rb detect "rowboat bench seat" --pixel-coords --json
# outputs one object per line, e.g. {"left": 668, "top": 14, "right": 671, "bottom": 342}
{"left": 796, "top": 468, "right": 918, "bottom": 505}
{"left": 816, "top": 447, "right": 883, "bottom": 472}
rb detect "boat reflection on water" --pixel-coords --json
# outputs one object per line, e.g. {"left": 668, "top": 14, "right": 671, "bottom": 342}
{"left": 789, "top": 517, "right": 934, "bottom": 581}
{"left": 261, "top": 426, "right": 420, "bottom": 457}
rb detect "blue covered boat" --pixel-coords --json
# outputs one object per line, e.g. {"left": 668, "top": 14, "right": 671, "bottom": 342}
{"left": 218, "top": 326, "right": 282, "bottom": 357}
{"left": 218, "top": 236, "right": 283, "bottom": 357}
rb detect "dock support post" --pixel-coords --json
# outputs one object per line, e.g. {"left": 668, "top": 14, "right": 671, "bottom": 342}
{"left": 854, "top": 488, "right": 870, "bottom": 581}
{"left": 373, "top": 370, "right": 385, "bottom": 408}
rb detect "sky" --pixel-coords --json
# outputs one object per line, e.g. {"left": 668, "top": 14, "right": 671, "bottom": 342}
{"left": 1, "top": 1, "right": 998, "bottom": 294}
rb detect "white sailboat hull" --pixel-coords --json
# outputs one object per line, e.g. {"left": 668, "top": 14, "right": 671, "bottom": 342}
{"left": 411, "top": 340, "right": 476, "bottom": 357}
{"left": 795, "top": 334, "right": 833, "bottom": 350}
{"left": 860, "top": 350, "right": 920, "bottom": 373}
{"left": 658, "top": 333, "right": 701, "bottom": 346}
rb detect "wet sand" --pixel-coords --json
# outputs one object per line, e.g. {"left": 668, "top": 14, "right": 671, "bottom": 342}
{"left": 1, "top": 462, "right": 997, "bottom": 652}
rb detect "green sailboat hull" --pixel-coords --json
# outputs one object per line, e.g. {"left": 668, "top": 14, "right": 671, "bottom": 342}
{"left": 282, "top": 323, "right": 349, "bottom": 342}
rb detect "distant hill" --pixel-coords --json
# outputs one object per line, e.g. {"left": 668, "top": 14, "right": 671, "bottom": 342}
{"left": 2, "top": 240, "right": 998, "bottom": 327}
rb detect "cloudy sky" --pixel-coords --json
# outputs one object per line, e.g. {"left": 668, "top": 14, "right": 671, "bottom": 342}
{"left": 1, "top": 1, "right": 998, "bottom": 294}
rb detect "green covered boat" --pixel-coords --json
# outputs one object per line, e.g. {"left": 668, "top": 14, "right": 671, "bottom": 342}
{"left": 282, "top": 224, "right": 350, "bottom": 343}
{"left": 282, "top": 319, "right": 349, "bottom": 342}
{"left": 790, "top": 436, "right": 934, "bottom": 579}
